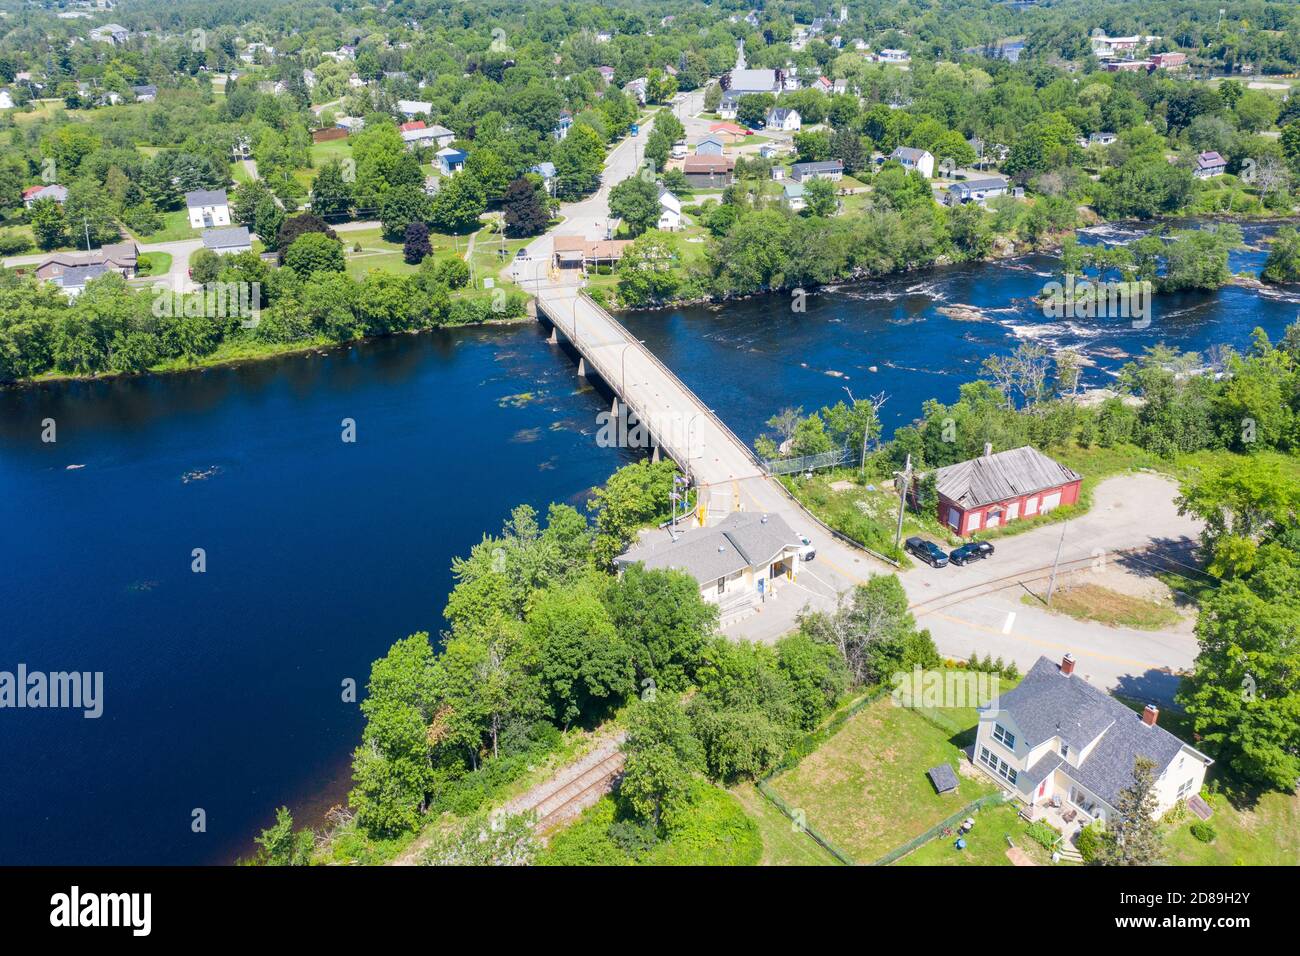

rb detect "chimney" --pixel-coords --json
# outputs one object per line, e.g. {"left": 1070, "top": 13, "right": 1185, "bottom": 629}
{"left": 983, "top": 442, "right": 993, "bottom": 458}
{"left": 1060, "top": 653, "right": 1076, "bottom": 676}
{"left": 1142, "top": 704, "right": 1159, "bottom": 727}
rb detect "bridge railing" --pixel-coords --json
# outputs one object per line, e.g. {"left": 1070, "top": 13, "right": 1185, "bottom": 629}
{"left": 761, "top": 446, "right": 857, "bottom": 476}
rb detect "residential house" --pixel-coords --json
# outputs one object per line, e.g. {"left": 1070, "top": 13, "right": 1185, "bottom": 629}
{"left": 656, "top": 186, "right": 682, "bottom": 231}
{"left": 916, "top": 444, "right": 1082, "bottom": 536}
{"left": 944, "top": 176, "right": 1010, "bottom": 207}
{"left": 811, "top": 75, "right": 833, "bottom": 94}
{"left": 708, "top": 122, "right": 750, "bottom": 142}
{"left": 975, "top": 654, "right": 1212, "bottom": 833}
{"left": 0, "top": 89, "right": 15, "bottom": 110}
{"left": 595, "top": 31, "right": 614, "bottom": 43}
{"left": 832, "top": 78, "right": 849, "bottom": 95}
{"left": 1194, "top": 151, "right": 1227, "bottom": 179}
{"left": 302, "top": 69, "right": 317, "bottom": 90}
{"left": 596, "top": 66, "right": 616, "bottom": 85}
{"left": 766, "top": 107, "right": 801, "bottom": 132}
{"left": 396, "top": 99, "right": 432, "bottom": 119}
{"left": 132, "top": 84, "right": 157, "bottom": 102}
{"left": 553, "top": 110, "right": 573, "bottom": 140}
{"left": 436, "top": 147, "right": 467, "bottom": 176}
{"left": 22, "top": 184, "right": 67, "bottom": 208}
{"left": 335, "top": 115, "right": 365, "bottom": 133}
{"left": 56, "top": 263, "right": 111, "bottom": 297}
{"left": 682, "top": 155, "right": 735, "bottom": 189}
{"left": 347, "top": 73, "right": 366, "bottom": 89}
{"left": 694, "top": 135, "right": 725, "bottom": 156}
{"left": 401, "top": 123, "right": 456, "bottom": 150}
{"left": 615, "top": 511, "right": 805, "bottom": 624}
{"left": 1083, "top": 131, "right": 1118, "bottom": 147}
{"left": 530, "top": 162, "right": 557, "bottom": 195}
{"left": 34, "top": 241, "right": 138, "bottom": 281}
{"left": 782, "top": 180, "right": 805, "bottom": 211}
{"left": 759, "top": 144, "right": 780, "bottom": 160}
{"left": 890, "top": 146, "right": 934, "bottom": 178}
{"left": 551, "top": 236, "right": 631, "bottom": 270}
{"left": 89, "top": 23, "right": 129, "bottom": 45}
{"left": 185, "top": 189, "right": 231, "bottom": 229}
{"left": 790, "top": 159, "right": 843, "bottom": 182}
{"left": 625, "top": 77, "right": 648, "bottom": 105}
{"left": 202, "top": 226, "right": 252, "bottom": 256}
{"left": 875, "top": 48, "right": 910, "bottom": 63}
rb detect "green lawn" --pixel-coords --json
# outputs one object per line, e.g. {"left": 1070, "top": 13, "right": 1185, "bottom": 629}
{"left": 730, "top": 783, "right": 842, "bottom": 866}
{"left": 342, "top": 226, "right": 463, "bottom": 279}
{"left": 768, "top": 695, "right": 999, "bottom": 863}
{"left": 895, "top": 799, "right": 1060, "bottom": 866}
{"left": 136, "top": 251, "right": 172, "bottom": 276}
{"left": 1163, "top": 785, "right": 1300, "bottom": 866}
{"left": 309, "top": 137, "right": 354, "bottom": 166}
{"left": 128, "top": 207, "right": 198, "bottom": 243}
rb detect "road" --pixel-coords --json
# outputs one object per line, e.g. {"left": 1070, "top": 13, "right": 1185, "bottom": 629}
{"left": 513, "top": 102, "right": 1199, "bottom": 700}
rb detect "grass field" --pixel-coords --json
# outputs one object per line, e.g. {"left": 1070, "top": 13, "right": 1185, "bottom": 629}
{"left": 1022, "top": 582, "right": 1183, "bottom": 631}
{"left": 128, "top": 208, "right": 198, "bottom": 243}
{"left": 136, "top": 251, "right": 172, "bottom": 276}
{"left": 895, "top": 799, "right": 1060, "bottom": 866}
{"left": 342, "top": 226, "right": 465, "bottom": 279}
{"left": 729, "top": 783, "right": 842, "bottom": 866}
{"left": 1162, "top": 785, "right": 1300, "bottom": 866}
{"left": 309, "top": 137, "right": 354, "bottom": 166}
{"left": 768, "top": 695, "right": 999, "bottom": 862}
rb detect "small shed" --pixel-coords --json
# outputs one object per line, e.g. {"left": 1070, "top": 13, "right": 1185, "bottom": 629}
{"left": 927, "top": 764, "right": 959, "bottom": 794}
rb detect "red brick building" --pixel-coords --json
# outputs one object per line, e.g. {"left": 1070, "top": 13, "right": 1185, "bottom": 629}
{"left": 919, "top": 445, "right": 1083, "bottom": 537}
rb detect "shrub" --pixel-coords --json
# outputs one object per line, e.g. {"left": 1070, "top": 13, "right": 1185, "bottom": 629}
{"left": 1025, "top": 820, "right": 1059, "bottom": 850}
{"left": 1076, "top": 821, "right": 1106, "bottom": 862}
{"left": 0, "top": 231, "right": 32, "bottom": 255}
{"left": 1190, "top": 821, "right": 1217, "bottom": 843}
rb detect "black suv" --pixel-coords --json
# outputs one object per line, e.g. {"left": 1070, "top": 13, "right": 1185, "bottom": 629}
{"left": 950, "top": 540, "right": 995, "bottom": 566}
{"left": 905, "top": 536, "right": 949, "bottom": 568}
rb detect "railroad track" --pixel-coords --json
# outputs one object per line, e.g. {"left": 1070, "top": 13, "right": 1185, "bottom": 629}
{"left": 500, "top": 732, "right": 627, "bottom": 837}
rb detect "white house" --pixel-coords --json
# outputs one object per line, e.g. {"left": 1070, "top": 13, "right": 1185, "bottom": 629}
{"left": 974, "top": 654, "right": 1212, "bottom": 836}
{"left": 22, "top": 184, "right": 68, "bottom": 208}
{"left": 890, "top": 146, "right": 935, "bottom": 178}
{"left": 944, "top": 176, "right": 1009, "bottom": 207}
{"left": 202, "top": 226, "right": 252, "bottom": 256}
{"left": 132, "top": 84, "right": 157, "bottom": 102}
{"left": 790, "top": 159, "right": 843, "bottom": 182}
{"left": 656, "top": 186, "right": 682, "bottom": 231}
{"left": 875, "top": 48, "right": 910, "bottom": 63}
{"left": 401, "top": 123, "right": 456, "bottom": 150}
{"left": 185, "top": 189, "right": 231, "bottom": 229}
{"left": 624, "top": 77, "right": 648, "bottom": 105}
{"left": 530, "top": 162, "right": 557, "bottom": 195}
{"left": 615, "top": 511, "right": 805, "bottom": 625}
{"left": 1194, "top": 150, "right": 1227, "bottom": 179}
{"left": 766, "top": 107, "right": 801, "bottom": 132}
{"left": 782, "top": 180, "right": 805, "bottom": 211}
{"left": 0, "top": 89, "right": 14, "bottom": 110}
{"left": 89, "top": 23, "right": 129, "bottom": 45}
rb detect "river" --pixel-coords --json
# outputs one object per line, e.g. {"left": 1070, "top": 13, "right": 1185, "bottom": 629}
{"left": 1, "top": 219, "right": 1295, "bottom": 864}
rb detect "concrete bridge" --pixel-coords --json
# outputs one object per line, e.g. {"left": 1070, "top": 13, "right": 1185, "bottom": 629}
{"left": 534, "top": 282, "right": 765, "bottom": 493}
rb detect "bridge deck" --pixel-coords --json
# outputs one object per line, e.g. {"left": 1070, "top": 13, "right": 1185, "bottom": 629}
{"left": 536, "top": 285, "right": 763, "bottom": 488}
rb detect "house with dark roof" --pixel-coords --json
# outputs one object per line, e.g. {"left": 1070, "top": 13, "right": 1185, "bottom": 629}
{"left": 790, "top": 159, "right": 843, "bottom": 182}
{"left": 56, "top": 263, "right": 112, "bottom": 297}
{"left": 975, "top": 654, "right": 1212, "bottom": 833}
{"left": 889, "top": 146, "right": 934, "bottom": 178}
{"left": 682, "top": 155, "right": 734, "bottom": 188}
{"left": 185, "top": 189, "right": 230, "bottom": 229}
{"left": 22, "top": 184, "right": 67, "bottom": 208}
{"left": 917, "top": 444, "right": 1082, "bottom": 536}
{"left": 35, "top": 241, "right": 138, "bottom": 281}
{"left": 766, "top": 106, "right": 801, "bottom": 132}
{"left": 615, "top": 511, "right": 805, "bottom": 623}
{"left": 944, "top": 176, "right": 1010, "bottom": 207}
{"left": 202, "top": 226, "right": 252, "bottom": 255}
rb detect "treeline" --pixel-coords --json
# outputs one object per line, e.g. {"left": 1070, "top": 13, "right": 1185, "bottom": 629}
{"left": 0, "top": 235, "right": 525, "bottom": 381}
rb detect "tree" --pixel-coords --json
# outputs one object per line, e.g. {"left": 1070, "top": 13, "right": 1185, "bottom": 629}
{"left": 1098, "top": 758, "right": 1163, "bottom": 865}
{"left": 554, "top": 123, "right": 605, "bottom": 199}
{"left": 275, "top": 213, "right": 337, "bottom": 254}
{"left": 420, "top": 812, "right": 537, "bottom": 866}
{"left": 251, "top": 807, "right": 314, "bottom": 866}
{"left": 830, "top": 127, "right": 868, "bottom": 175}
{"left": 29, "top": 197, "right": 67, "bottom": 250}
{"left": 380, "top": 184, "right": 433, "bottom": 242}
{"left": 527, "top": 585, "right": 634, "bottom": 728}
{"left": 644, "top": 130, "right": 670, "bottom": 172}
{"left": 282, "top": 232, "right": 346, "bottom": 277}
{"left": 403, "top": 221, "right": 432, "bottom": 264}
{"left": 502, "top": 177, "right": 548, "bottom": 238}
{"left": 608, "top": 175, "right": 660, "bottom": 236}
{"left": 348, "top": 633, "right": 439, "bottom": 836}
{"left": 429, "top": 173, "right": 487, "bottom": 234}
{"left": 736, "top": 93, "right": 773, "bottom": 129}
{"left": 1262, "top": 227, "right": 1300, "bottom": 284}
{"left": 803, "top": 177, "right": 837, "bottom": 217}
{"left": 603, "top": 564, "right": 717, "bottom": 692}
{"left": 309, "top": 160, "right": 354, "bottom": 220}
{"left": 253, "top": 197, "right": 285, "bottom": 252}
{"left": 616, "top": 232, "right": 680, "bottom": 306}
{"left": 587, "top": 459, "right": 679, "bottom": 568}
{"left": 618, "top": 695, "right": 703, "bottom": 833}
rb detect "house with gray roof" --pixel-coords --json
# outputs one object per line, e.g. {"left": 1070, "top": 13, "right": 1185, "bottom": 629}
{"left": 944, "top": 176, "right": 1010, "bottom": 207}
{"left": 889, "top": 146, "right": 934, "bottom": 178}
{"left": 202, "top": 226, "right": 252, "bottom": 255}
{"left": 615, "top": 511, "right": 805, "bottom": 623}
{"left": 918, "top": 444, "right": 1082, "bottom": 536}
{"left": 790, "top": 159, "right": 843, "bottom": 182}
{"left": 185, "top": 189, "right": 230, "bottom": 229}
{"left": 975, "top": 654, "right": 1212, "bottom": 834}
{"left": 56, "top": 263, "right": 112, "bottom": 297}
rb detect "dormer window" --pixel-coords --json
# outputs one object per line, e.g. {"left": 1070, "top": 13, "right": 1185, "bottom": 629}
{"left": 992, "top": 723, "right": 1015, "bottom": 750}
{"left": 1060, "top": 742, "right": 1069, "bottom": 759}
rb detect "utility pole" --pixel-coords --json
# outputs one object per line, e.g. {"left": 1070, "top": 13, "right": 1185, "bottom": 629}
{"left": 894, "top": 453, "right": 912, "bottom": 553}
{"left": 83, "top": 217, "right": 91, "bottom": 252}
{"left": 1046, "top": 521, "right": 1068, "bottom": 605}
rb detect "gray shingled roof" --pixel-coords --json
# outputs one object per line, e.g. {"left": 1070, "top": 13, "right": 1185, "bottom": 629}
{"left": 927, "top": 764, "right": 958, "bottom": 793}
{"left": 930, "top": 445, "right": 1081, "bottom": 508}
{"left": 60, "top": 263, "right": 110, "bottom": 287}
{"left": 988, "top": 656, "right": 1198, "bottom": 809}
{"left": 891, "top": 146, "right": 929, "bottom": 161}
{"left": 949, "top": 177, "right": 1008, "bottom": 195}
{"left": 615, "top": 511, "right": 801, "bottom": 583}
{"left": 791, "top": 159, "right": 843, "bottom": 175}
{"left": 727, "top": 68, "right": 780, "bottom": 92}
{"left": 202, "top": 226, "right": 251, "bottom": 250}
{"left": 185, "top": 188, "right": 228, "bottom": 207}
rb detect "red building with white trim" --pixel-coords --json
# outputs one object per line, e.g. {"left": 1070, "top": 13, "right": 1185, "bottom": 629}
{"left": 919, "top": 445, "right": 1083, "bottom": 537}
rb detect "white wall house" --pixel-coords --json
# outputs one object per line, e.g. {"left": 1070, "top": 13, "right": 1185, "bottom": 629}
{"left": 657, "top": 186, "right": 682, "bottom": 231}
{"left": 766, "top": 107, "right": 801, "bottom": 132}
{"left": 202, "top": 226, "right": 252, "bottom": 256}
{"left": 185, "top": 189, "right": 231, "bottom": 229}
{"left": 890, "top": 146, "right": 934, "bottom": 178}
{"left": 974, "top": 655, "right": 1212, "bottom": 836}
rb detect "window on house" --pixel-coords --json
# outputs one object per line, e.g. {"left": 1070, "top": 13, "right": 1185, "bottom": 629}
{"left": 1176, "top": 778, "right": 1195, "bottom": 799}
{"left": 992, "top": 723, "right": 1015, "bottom": 750}
{"left": 716, "top": 577, "right": 725, "bottom": 595}
{"left": 1060, "top": 742, "right": 1069, "bottom": 759}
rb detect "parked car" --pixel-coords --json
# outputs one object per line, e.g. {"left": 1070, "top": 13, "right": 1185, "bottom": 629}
{"left": 950, "top": 540, "right": 995, "bottom": 566}
{"left": 905, "top": 536, "right": 949, "bottom": 568}
{"left": 797, "top": 534, "right": 816, "bottom": 561}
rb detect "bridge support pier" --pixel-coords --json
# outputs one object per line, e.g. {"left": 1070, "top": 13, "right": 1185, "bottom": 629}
{"left": 652, "top": 444, "right": 660, "bottom": 463}
{"left": 547, "top": 327, "right": 558, "bottom": 345}
{"left": 611, "top": 397, "right": 619, "bottom": 418}
{"left": 577, "top": 357, "right": 587, "bottom": 378}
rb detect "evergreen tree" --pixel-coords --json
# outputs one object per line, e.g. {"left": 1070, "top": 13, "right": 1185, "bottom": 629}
{"left": 1099, "top": 757, "right": 1163, "bottom": 865}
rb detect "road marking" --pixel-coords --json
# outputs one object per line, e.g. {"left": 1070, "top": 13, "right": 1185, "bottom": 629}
{"left": 1001, "top": 611, "right": 1015, "bottom": 634}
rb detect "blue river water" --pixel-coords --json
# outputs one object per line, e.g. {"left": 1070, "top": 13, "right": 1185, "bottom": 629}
{"left": 0, "top": 219, "right": 1295, "bottom": 864}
